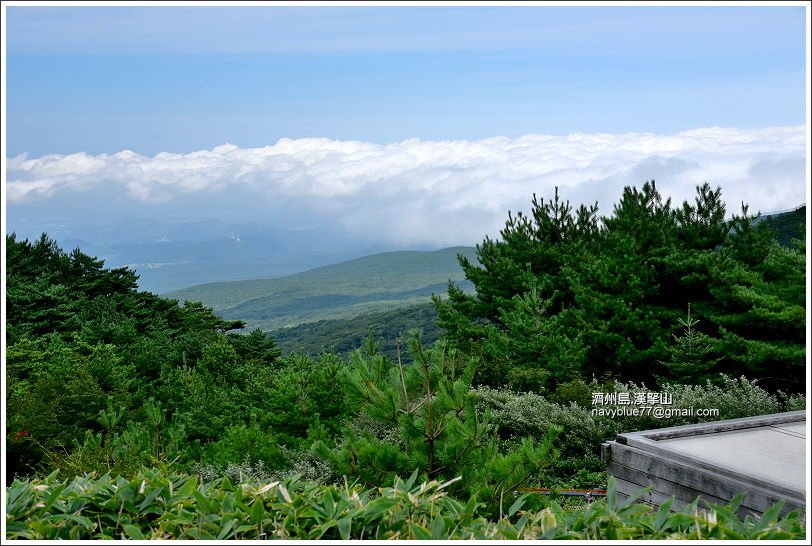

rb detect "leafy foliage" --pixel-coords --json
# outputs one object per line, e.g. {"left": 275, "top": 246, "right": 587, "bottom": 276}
{"left": 5, "top": 234, "right": 344, "bottom": 482}
{"left": 321, "top": 332, "right": 560, "bottom": 517}
{"left": 475, "top": 374, "right": 804, "bottom": 487}
{"left": 4, "top": 186, "right": 806, "bottom": 539}
{"left": 658, "top": 304, "right": 723, "bottom": 384}
{"left": 6, "top": 470, "right": 805, "bottom": 540}
{"left": 435, "top": 182, "right": 805, "bottom": 394}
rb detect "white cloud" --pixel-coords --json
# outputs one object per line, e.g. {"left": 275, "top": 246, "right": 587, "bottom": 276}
{"left": 5, "top": 126, "right": 807, "bottom": 246}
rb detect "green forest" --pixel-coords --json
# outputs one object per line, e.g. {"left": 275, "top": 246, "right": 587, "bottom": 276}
{"left": 5, "top": 182, "right": 807, "bottom": 539}
{"left": 165, "top": 246, "right": 478, "bottom": 331}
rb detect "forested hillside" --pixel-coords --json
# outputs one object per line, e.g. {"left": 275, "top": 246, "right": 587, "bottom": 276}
{"left": 270, "top": 197, "right": 806, "bottom": 380}
{"left": 270, "top": 302, "right": 440, "bottom": 361}
{"left": 762, "top": 205, "right": 806, "bottom": 246}
{"left": 5, "top": 182, "right": 806, "bottom": 539}
{"left": 165, "top": 247, "right": 477, "bottom": 330}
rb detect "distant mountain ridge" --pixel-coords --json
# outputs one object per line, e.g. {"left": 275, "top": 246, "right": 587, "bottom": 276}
{"left": 166, "top": 246, "right": 478, "bottom": 331}
{"left": 165, "top": 206, "right": 807, "bottom": 334}
{"left": 759, "top": 204, "right": 806, "bottom": 247}
{"left": 7, "top": 215, "right": 391, "bottom": 294}
{"left": 257, "top": 205, "right": 807, "bottom": 358}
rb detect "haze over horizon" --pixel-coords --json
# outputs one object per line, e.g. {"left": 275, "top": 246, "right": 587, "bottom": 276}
{"left": 4, "top": 5, "right": 808, "bottom": 291}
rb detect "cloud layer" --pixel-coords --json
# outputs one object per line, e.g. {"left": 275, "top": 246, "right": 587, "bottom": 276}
{"left": 6, "top": 126, "right": 807, "bottom": 246}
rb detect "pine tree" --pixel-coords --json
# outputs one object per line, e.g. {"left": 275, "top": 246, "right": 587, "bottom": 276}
{"left": 321, "top": 331, "right": 559, "bottom": 516}
{"left": 435, "top": 183, "right": 805, "bottom": 392}
{"left": 434, "top": 187, "right": 598, "bottom": 388}
{"left": 707, "top": 238, "right": 806, "bottom": 391}
{"left": 659, "top": 304, "right": 722, "bottom": 384}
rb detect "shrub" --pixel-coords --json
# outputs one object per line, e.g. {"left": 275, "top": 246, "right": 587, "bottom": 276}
{"left": 323, "top": 334, "right": 560, "bottom": 518}
{"left": 6, "top": 469, "right": 805, "bottom": 540}
{"left": 197, "top": 421, "right": 286, "bottom": 471}
{"left": 474, "top": 376, "right": 806, "bottom": 486}
{"left": 475, "top": 386, "right": 617, "bottom": 458}
{"left": 610, "top": 374, "right": 800, "bottom": 430}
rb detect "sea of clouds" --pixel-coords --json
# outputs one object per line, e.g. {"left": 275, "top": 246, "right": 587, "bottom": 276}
{"left": 6, "top": 126, "right": 806, "bottom": 246}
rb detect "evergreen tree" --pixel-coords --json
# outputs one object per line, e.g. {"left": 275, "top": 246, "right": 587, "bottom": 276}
{"left": 5, "top": 234, "right": 252, "bottom": 477}
{"left": 434, "top": 188, "right": 598, "bottom": 389}
{"left": 707, "top": 230, "right": 806, "bottom": 391}
{"left": 435, "top": 183, "right": 805, "bottom": 393}
{"left": 480, "top": 286, "right": 585, "bottom": 393}
{"left": 228, "top": 328, "right": 282, "bottom": 367}
{"left": 321, "top": 331, "right": 559, "bottom": 516}
{"left": 658, "top": 304, "right": 722, "bottom": 384}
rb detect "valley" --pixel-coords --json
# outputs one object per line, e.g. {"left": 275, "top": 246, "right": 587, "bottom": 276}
{"left": 165, "top": 246, "right": 478, "bottom": 331}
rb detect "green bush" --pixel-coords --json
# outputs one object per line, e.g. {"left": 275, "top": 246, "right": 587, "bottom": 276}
{"left": 475, "top": 376, "right": 806, "bottom": 487}
{"left": 197, "top": 421, "right": 286, "bottom": 470}
{"left": 436, "top": 184, "right": 806, "bottom": 391}
{"left": 6, "top": 469, "right": 805, "bottom": 540}
{"left": 610, "top": 375, "right": 801, "bottom": 430}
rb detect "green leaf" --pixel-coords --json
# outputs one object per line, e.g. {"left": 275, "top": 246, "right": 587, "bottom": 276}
{"left": 177, "top": 474, "right": 198, "bottom": 498}
{"left": 192, "top": 489, "right": 214, "bottom": 513}
{"left": 751, "top": 501, "right": 785, "bottom": 534}
{"left": 47, "top": 513, "right": 95, "bottom": 528}
{"left": 338, "top": 516, "right": 352, "bottom": 540}
{"left": 122, "top": 524, "right": 145, "bottom": 540}
{"left": 310, "top": 519, "right": 337, "bottom": 539}
{"left": 605, "top": 477, "right": 618, "bottom": 510}
{"left": 139, "top": 505, "right": 164, "bottom": 516}
{"left": 619, "top": 483, "right": 652, "bottom": 509}
{"left": 431, "top": 517, "right": 446, "bottom": 540}
{"left": 320, "top": 490, "right": 336, "bottom": 518}
{"left": 40, "top": 484, "right": 67, "bottom": 513}
{"left": 250, "top": 499, "right": 265, "bottom": 525}
{"left": 185, "top": 527, "right": 215, "bottom": 539}
{"left": 217, "top": 517, "right": 237, "bottom": 540}
{"left": 137, "top": 485, "right": 163, "bottom": 512}
{"left": 6, "top": 483, "right": 35, "bottom": 516}
{"left": 409, "top": 523, "right": 432, "bottom": 539}
{"left": 116, "top": 483, "right": 136, "bottom": 503}
{"left": 234, "top": 524, "right": 257, "bottom": 534}
{"left": 653, "top": 496, "right": 674, "bottom": 531}
{"left": 709, "top": 503, "right": 745, "bottom": 536}
{"left": 514, "top": 513, "right": 529, "bottom": 533}
{"left": 461, "top": 494, "right": 479, "bottom": 525}
{"left": 359, "top": 498, "right": 397, "bottom": 521}
{"left": 405, "top": 470, "right": 420, "bottom": 490}
{"left": 507, "top": 493, "right": 528, "bottom": 517}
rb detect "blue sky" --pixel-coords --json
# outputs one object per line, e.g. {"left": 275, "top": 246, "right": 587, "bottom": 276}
{"left": 4, "top": 5, "right": 808, "bottom": 288}
{"left": 6, "top": 6, "right": 807, "bottom": 156}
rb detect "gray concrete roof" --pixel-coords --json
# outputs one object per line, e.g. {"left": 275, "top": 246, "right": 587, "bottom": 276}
{"left": 605, "top": 411, "right": 807, "bottom": 515}
{"left": 657, "top": 422, "right": 806, "bottom": 492}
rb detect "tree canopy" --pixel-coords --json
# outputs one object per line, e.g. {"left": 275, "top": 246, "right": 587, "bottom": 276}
{"left": 434, "top": 182, "right": 805, "bottom": 394}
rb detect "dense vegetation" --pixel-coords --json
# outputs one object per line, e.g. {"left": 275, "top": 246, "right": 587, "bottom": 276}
{"left": 271, "top": 302, "right": 440, "bottom": 361}
{"left": 7, "top": 471, "right": 805, "bottom": 540}
{"left": 436, "top": 182, "right": 805, "bottom": 395}
{"left": 762, "top": 205, "right": 806, "bottom": 247}
{"left": 5, "top": 182, "right": 806, "bottom": 539}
